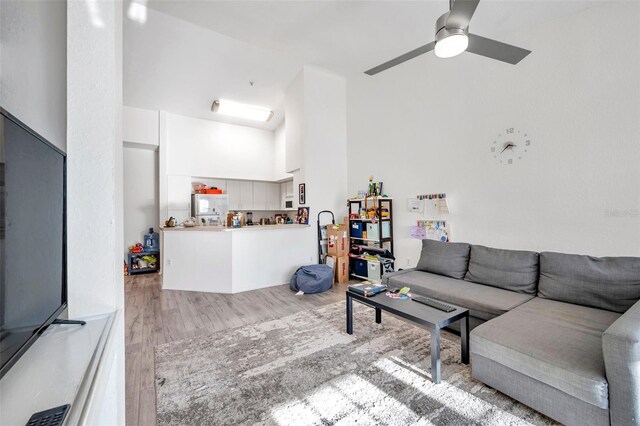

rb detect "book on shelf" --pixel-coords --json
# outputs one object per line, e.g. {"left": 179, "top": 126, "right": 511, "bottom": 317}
{"left": 348, "top": 282, "right": 387, "bottom": 297}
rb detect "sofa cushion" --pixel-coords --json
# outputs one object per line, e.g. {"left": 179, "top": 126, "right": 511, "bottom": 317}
{"left": 385, "top": 269, "right": 533, "bottom": 321}
{"left": 464, "top": 245, "right": 539, "bottom": 295}
{"left": 416, "top": 240, "right": 471, "bottom": 279}
{"left": 471, "top": 297, "right": 621, "bottom": 409}
{"left": 538, "top": 252, "right": 640, "bottom": 313}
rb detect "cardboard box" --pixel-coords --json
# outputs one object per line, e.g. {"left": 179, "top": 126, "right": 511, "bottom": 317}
{"left": 327, "top": 224, "right": 349, "bottom": 256}
{"left": 335, "top": 255, "right": 350, "bottom": 284}
{"left": 324, "top": 254, "right": 337, "bottom": 284}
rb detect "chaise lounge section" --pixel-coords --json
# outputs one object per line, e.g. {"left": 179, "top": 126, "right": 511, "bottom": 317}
{"left": 382, "top": 240, "right": 640, "bottom": 426}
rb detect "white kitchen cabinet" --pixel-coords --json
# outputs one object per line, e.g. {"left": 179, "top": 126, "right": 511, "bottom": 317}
{"left": 167, "top": 175, "right": 191, "bottom": 210}
{"left": 253, "top": 182, "right": 267, "bottom": 210}
{"left": 220, "top": 179, "right": 284, "bottom": 211}
{"left": 281, "top": 179, "right": 294, "bottom": 210}
{"left": 227, "top": 180, "right": 240, "bottom": 210}
{"left": 266, "top": 183, "right": 280, "bottom": 210}
{"left": 285, "top": 180, "right": 294, "bottom": 197}
{"left": 239, "top": 181, "right": 253, "bottom": 210}
{"left": 228, "top": 180, "right": 255, "bottom": 210}
{"left": 280, "top": 182, "right": 287, "bottom": 210}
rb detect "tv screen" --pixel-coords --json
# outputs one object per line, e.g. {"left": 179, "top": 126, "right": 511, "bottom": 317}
{"left": 0, "top": 109, "right": 66, "bottom": 379}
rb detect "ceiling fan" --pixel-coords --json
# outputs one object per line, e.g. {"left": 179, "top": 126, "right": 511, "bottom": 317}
{"left": 365, "top": 0, "right": 531, "bottom": 76}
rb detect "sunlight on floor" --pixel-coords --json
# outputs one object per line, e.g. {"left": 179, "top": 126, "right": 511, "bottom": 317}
{"left": 374, "top": 357, "right": 535, "bottom": 426}
{"left": 270, "top": 373, "right": 419, "bottom": 425}
{"left": 269, "top": 355, "right": 538, "bottom": 426}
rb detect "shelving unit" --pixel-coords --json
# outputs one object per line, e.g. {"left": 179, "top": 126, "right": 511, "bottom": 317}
{"left": 127, "top": 250, "right": 160, "bottom": 275}
{"left": 347, "top": 197, "right": 394, "bottom": 282}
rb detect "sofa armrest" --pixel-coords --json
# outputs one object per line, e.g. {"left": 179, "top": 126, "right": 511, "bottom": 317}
{"left": 603, "top": 299, "right": 640, "bottom": 426}
{"left": 381, "top": 268, "right": 417, "bottom": 285}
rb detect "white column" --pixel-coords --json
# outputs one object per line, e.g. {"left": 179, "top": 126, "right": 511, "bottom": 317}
{"left": 67, "top": 0, "right": 124, "bottom": 424}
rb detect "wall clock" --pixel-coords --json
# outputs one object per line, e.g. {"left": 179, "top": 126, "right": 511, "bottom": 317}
{"left": 491, "top": 127, "right": 531, "bottom": 165}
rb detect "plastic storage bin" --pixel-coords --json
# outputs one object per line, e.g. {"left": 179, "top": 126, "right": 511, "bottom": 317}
{"left": 366, "top": 223, "right": 380, "bottom": 241}
{"left": 354, "top": 259, "right": 368, "bottom": 277}
{"left": 351, "top": 222, "right": 365, "bottom": 238}
{"left": 382, "top": 222, "right": 391, "bottom": 239}
{"left": 368, "top": 261, "right": 381, "bottom": 281}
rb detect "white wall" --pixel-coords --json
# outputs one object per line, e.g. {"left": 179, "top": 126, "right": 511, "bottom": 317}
{"left": 347, "top": 2, "right": 640, "bottom": 266}
{"left": 303, "top": 66, "right": 348, "bottom": 221}
{"left": 0, "top": 0, "right": 67, "bottom": 150}
{"left": 123, "top": 147, "right": 158, "bottom": 254}
{"left": 273, "top": 120, "right": 291, "bottom": 181}
{"left": 285, "top": 71, "right": 304, "bottom": 173}
{"left": 123, "top": 106, "right": 159, "bottom": 146}
{"left": 67, "top": 0, "right": 124, "bottom": 424}
{"left": 166, "top": 112, "right": 276, "bottom": 180}
{"left": 285, "top": 66, "right": 349, "bottom": 263}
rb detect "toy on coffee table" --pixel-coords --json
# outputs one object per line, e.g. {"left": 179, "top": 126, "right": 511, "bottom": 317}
{"left": 386, "top": 286, "right": 411, "bottom": 299}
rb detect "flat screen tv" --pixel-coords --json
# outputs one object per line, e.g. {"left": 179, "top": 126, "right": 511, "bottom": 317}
{"left": 0, "top": 108, "right": 66, "bottom": 379}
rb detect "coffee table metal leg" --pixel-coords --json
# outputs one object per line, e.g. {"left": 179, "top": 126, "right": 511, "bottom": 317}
{"left": 431, "top": 326, "right": 441, "bottom": 384}
{"left": 346, "top": 293, "right": 353, "bottom": 334}
{"left": 461, "top": 314, "right": 469, "bottom": 364}
{"left": 375, "top": 307, "right": 381, "bottom": 324}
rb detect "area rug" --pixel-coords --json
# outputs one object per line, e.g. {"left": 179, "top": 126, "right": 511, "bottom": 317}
{"left": 155, "top": 300, "right": 557, "bottom": 425}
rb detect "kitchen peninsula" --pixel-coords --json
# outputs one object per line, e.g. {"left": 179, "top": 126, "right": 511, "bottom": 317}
{"left": 161, "top": 224, "right": 310, "bottom": 293}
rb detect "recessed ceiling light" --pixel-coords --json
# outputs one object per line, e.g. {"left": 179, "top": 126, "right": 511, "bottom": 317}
{"left": 211, "top": 100, "right": 274, "bottom": 122}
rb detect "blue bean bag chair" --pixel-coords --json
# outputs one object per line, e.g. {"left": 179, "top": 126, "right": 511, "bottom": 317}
{"left": 290, "top": 264, "right": 333, "bottom": 294}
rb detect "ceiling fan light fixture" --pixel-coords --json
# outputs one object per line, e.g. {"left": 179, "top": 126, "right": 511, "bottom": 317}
{"left": 211, "top": 100, "right": 274, "bottom": 122}
{"left": 435, "top": 32, "right": 469, "bottom": 58}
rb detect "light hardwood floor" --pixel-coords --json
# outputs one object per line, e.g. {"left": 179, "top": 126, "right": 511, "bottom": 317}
{"left": 125, "top": 273, "right": 346, "bottom": 426}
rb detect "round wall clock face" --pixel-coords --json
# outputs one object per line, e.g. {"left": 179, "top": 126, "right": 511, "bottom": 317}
{"left": 491, "top": 127, "right": 531, "bottom": 165}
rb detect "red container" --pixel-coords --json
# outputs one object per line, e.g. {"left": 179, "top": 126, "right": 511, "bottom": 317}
{"left": 204, "top": 188, "right": 223, "bottom": 194}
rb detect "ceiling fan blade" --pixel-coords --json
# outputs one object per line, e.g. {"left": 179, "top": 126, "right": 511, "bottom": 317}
{"left": 364, "top": 41, "right": 436, "bottom": 75}
{"left": 446, "top": 0, "right": 480, "bottom": 29}
{"left": 467, "top": 34, "right": 531, "bottom": 65}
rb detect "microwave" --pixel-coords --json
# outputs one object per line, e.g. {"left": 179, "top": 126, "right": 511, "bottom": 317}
{"left": 285, "top": 200, "right": 293, "bottom": 209}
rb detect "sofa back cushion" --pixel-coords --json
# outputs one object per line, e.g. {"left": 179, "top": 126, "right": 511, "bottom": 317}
{"left": 464, "top": 245, "right": 539, "bottom": 295}
{"left": 538, "top": 252, "right": 640, "bottom": 313}
{"left": 416, "top": 240, "right": 471, "bottom": 279}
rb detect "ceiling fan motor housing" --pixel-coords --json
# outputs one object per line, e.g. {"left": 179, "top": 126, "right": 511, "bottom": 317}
{"left": 435, "top": 11, "right": 468, "bottom": 42}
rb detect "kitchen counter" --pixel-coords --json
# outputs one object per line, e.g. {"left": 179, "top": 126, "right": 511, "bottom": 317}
{"left": 161, "top": 222, "right": 314, "bottom": 294}
{"left": 161, "top": 224, "right": 309, "bottom": 232}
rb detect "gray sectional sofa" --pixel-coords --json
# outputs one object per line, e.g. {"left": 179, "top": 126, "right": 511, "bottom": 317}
{"left": 382, "top": 240, "right": 640, "bottom": 426}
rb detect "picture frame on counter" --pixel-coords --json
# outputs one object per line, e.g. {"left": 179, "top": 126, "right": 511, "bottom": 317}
{"left": 299, "top": 183, "right": 306, "bottom": 205}
{"left": 297, "top": 207, "right": 310, "bottom": 225}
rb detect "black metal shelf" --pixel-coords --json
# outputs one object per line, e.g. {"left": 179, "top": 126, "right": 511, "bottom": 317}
{"left": 127, "top": 251, "right": 160, "bottom": 275}
{"left": 129, "top": 266, "right": 159, "bottom": 275}
{"left": 347, "top": 198, "right": 394, "bottom": 282}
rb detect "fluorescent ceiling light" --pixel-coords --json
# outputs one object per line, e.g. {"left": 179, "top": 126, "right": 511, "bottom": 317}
{"left": 211, "top": 100, "right": 274, "bottom": 122}
{"left": 435, "top": 33, "right": 469, "bottom": 59}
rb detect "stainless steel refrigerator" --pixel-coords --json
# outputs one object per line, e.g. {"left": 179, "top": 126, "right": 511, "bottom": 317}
{"left": 191, "top": 194, "right": 229, "bottom": 226}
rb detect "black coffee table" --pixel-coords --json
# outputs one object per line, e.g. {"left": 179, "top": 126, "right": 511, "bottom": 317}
{"left": 346, "top": 290, "right": 469, "bottom": 384}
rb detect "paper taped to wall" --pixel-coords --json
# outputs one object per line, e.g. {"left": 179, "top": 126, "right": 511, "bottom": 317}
{"left": 408, "top": 198, "right": 424, "bottom": 213}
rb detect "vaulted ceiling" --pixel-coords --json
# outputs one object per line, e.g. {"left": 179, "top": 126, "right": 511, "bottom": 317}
{"left": 124, "top": 0, "right": 598, "bottom": 129}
